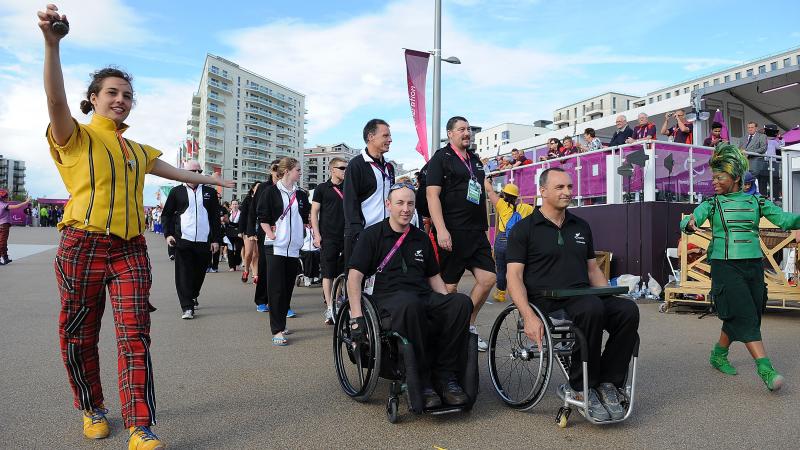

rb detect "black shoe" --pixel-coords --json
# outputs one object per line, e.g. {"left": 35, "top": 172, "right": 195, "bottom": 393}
{"left": 440, "top": 379, "right": 469, "bottom": 406}
{"left": 423, "top": 388, "right": 442, "bottom": 409}
{"left": 193, "top": 298, "right": 199, "bottom": 308}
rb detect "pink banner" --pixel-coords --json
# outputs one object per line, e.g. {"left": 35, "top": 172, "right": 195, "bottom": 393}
{"left": 405, "top": 49, "right": 430, "bottom": 161}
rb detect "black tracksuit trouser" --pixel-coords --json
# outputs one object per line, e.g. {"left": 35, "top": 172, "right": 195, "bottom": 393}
{"left": 174, "top": 239, "right": 211, "bottom": 310}
{"left": 373, "top": 291, "right": 473, "bottom": 386}
{"left": 532, "top": 295, "right": 640, "bottom": 390}
{"left": 266, "top": 253, "right": 299, "bottom": 334}
{"left": 254, "top": 232, "right": 268, "bottom": 306}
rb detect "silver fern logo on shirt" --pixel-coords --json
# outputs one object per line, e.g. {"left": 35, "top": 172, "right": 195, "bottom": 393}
{"left": 574, "top": 232, "right": 586, "bottom": 244}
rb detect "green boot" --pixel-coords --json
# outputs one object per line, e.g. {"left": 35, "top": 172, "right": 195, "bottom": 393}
{"left": 709, "top": 343, "right": 737, "bottom": 375}
{"left": 755, "top": 358, "right": 784, "bottom": 391}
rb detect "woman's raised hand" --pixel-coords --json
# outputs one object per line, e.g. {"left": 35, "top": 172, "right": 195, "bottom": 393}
{"left": 37, "top": 4, "right": 68, "bottom": 44}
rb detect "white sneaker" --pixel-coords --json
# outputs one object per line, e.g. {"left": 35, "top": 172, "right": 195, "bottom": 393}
{"left": 181, "top": 309, "right": 194, "bottom": 320}
{"left": 324, "top": 308, "right": 334, "bottom": 324}
{"left": 477, "top": 336, "right": 488, "bottom": 352}
{"left": 304, "top": 277, "right": 311, "bottom": 287}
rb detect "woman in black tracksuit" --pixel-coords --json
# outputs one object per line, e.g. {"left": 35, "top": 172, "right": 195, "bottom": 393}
{"left": 257, "top": 157, "right": 310, "bottom": 346}
{"left": 238, "top": 182, "right": 259, "bottom": 282}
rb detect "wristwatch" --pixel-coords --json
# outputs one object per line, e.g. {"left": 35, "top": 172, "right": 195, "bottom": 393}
{"left": 349, "top": 318, "right": 361, "bottom": 329}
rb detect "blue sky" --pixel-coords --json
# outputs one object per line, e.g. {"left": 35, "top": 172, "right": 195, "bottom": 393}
{"left": 1, "top": 0, "right": 798, "bottom": 204}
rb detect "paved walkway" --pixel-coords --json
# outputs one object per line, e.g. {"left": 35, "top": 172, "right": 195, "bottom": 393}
{"left": 1, "top": 227, "right": 799, "bottom": 449}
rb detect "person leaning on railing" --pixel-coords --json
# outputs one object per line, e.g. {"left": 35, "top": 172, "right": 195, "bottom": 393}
{"left": 680, "top": 143, "right": 800, "bottom": 392}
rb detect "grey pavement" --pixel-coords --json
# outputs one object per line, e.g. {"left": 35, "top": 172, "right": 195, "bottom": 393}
{"left": 2, "top": 227, "right": 800, "bottom": 449}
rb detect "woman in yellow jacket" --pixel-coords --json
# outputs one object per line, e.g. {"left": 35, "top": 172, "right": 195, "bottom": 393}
{"left": 484, "top": 178, "right": 534, "bottom": 302}
{"left": 38, "top": 5, "right": 232, "bottom": 449}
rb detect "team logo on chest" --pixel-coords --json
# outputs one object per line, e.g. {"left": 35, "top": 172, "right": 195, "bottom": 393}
{"left": 414, "top": 249, "right": 424, "bottom": 262}
{"left": 574, "top": 232, "right": 586, "bottom": 245}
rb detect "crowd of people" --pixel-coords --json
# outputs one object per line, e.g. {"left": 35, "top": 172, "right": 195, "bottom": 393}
{"left": 33, "top": 4, "right": 798, "bottom": 448}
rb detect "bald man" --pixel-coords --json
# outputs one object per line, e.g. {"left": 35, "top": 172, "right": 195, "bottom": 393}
{"left": 608, "top": 115, "right": 633, "bottom": 147}
{"left": 630, "top": 113, "right": 657, "bottom": 142}
{"left": 162, "top": 161, "right": 223, "bottom": 319}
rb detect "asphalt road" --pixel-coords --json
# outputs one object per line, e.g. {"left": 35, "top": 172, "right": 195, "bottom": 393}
{"left": 1, "top": 227, "right": 799, "bottom": 449}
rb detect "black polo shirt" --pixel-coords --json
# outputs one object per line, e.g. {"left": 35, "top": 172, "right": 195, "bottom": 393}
{"left": 506, "top": 209, "right": 595, "bottom": 295}
{"left": 348, "top": 218, "right": 439, "bottom": 298}
{"left": 312, "top": 179, "right": 345, "bottom": 241}
{"left": 426, "top": 144, "right": 488, "bottom": 231}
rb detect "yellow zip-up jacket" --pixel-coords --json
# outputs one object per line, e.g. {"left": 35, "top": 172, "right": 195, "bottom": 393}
{"left": 46, "top": 114, "right": 162, "bottom": 240}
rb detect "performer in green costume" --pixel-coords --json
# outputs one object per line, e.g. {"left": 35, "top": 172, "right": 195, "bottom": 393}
{"left": 680, "top": 144, "right": 800, "bottom": 391}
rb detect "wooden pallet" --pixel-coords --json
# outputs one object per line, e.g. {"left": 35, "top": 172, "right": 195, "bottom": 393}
{"left": 663, "top": 216, "right": 800, "bottom": 312}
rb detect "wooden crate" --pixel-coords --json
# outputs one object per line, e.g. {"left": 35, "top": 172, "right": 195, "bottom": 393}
{"left": 663, "top": 216, "right": 800, "bottom": 312}
{"left": 595, "top": 251, "right": 612, "bottom": 280}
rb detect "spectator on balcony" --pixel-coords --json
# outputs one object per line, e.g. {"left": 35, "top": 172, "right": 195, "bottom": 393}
{"left": 511, "top": 148, "right": 532, "bottom": 167}
{"left": 661, "top": 110, "right": 693, "bottom": 144}
{"left": 561, "top": 136, "right": 579, "bottom": 156}
{"left": 703, "top": 122, "right": 727, "bottom": 147}
{"left": 579, "top": 128, "right": 603, "bottom": 153}
{"left": 541, "top": 138, "right": 563, "bottom": 161}
{"left": 608, "top": 115, "right": 633, "bottom": 147}
{"left": 630, "top": 113, "right": 657, "bottom": 142}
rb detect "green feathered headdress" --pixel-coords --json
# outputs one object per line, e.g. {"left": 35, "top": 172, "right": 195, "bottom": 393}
{"left": 709, "top": 143, "right": 749, "bottom": 187}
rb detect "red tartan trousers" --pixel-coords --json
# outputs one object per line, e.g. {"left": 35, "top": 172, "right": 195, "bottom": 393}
{"left": 0, "top": 223, "right": 10, "bottom": 257}
{"left": 55, "top": 227, "right": 156, "bottom": 428}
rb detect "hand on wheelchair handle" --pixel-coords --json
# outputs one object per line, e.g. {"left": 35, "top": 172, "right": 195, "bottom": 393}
{"left": 350, "top": 316, "right": 368, "bottom": 343}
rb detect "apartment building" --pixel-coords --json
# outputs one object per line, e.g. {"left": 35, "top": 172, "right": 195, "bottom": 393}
{"left": 303, "top": 143, "right": 359, "bottom": 190}
{"left": 0, "top": 154, "right": 25, "bottom": 197}
{"left": 475, "top": 123, "right": 550, "bottom": 156}
{"left": 552, "top": 92, "right": 640, "bottom": 130}
{"left": 186, "top": 54, "right": 306, "bottom": 201}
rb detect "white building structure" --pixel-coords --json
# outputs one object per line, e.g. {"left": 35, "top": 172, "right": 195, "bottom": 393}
{"left": 186, "top": 54, "right": 306, "bottom": 201}
{"left": 303, "top": 143, "right": 359, "bottom": 190}
{"left": 475, "top": 123, "right": 550, "bottom": 157}
{"left": 553, "top": 92, "right": 640, "bottom": 130}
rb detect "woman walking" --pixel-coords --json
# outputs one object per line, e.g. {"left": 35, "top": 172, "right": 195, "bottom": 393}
{"left": 681, "top": 144, "right": 800, "bottom": 391}
{"left": 39, "top": 4, "right": 232, "bottom": 447}
{"left": 239, "top": 182, "right": 259, "bottom": 282}
{"left": 225, "top": 199, "right": 244, "bottom": 271}
{"left": 257, "top": 157, "right": 309, "bottom": 345}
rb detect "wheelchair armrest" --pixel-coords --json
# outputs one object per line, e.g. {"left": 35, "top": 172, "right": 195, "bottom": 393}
{"left": 535, "top": 286, "right": 629, "bottom": 299}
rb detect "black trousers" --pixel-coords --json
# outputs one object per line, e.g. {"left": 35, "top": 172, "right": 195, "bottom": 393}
{"left": 227, "top": 236, "right": 243, "bottom": 269}
{"left": 174, "top": 239, "right": 211, "bottom": 310}
{"left": 254, "top": 235, "right": 268, "bottom": 306}
{"left": 300, "top": 250, "right": 320, "bottom": 278}
{"left": 209, "top": 248, "right": 220, "bottom": 271}
{"left": 533, "top": 295, "right": 639, "bottom": 390}
{"left": 266, "top": 253, "right": 299, "bottom": 334}
{"left": 373, "top": 291, "right": 473, "bottom": 386}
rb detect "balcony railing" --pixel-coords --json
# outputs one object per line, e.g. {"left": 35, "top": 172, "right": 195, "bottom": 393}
{"left": 208, "top": 79, "right": 232, "bottom": 93}
{"left": 208, "top": 92, "right": 225, "bottom": 104}
{"left": 208, "top": 66, "right": 232, "bottom": 81}
{"left": 242, "top": 141, "right": 268, "bottom": 151}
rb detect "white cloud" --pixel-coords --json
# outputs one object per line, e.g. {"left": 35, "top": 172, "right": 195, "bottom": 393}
{"left": 0, "top": 0, "right": 153, "bottom": 60}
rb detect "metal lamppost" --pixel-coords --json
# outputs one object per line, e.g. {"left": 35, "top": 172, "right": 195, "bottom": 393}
{"left": 431, "top": 0, "right": 461, "bottom": 151}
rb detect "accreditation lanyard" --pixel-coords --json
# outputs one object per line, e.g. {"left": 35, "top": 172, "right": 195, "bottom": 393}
{"left": 369, "top": 161, "right": 392, "bottom": 181}
{"left": 332, "top": 185, "right": 344, "bottom": 200}
{"left": 377, "top": 227, "right": 410, "bottom": 273}
{"left": 279, "top": 191, "right": 298, "bottom": 221}
{"left": 453, "top": 146, "right": 475, "bottom": 180}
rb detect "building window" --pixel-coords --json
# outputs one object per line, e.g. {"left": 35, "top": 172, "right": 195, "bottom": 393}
{"left": 501, "top": 130, "right": 510, "bottom": 141}
{"left": 784, "top": 58, "right": 791, "bottom": 67}
{"left": 693, "top": 84, "right": 699, "bottom": 91}
{"left": 665, "top": 92, "right": 671, "bottom": 99}
{"left": 735, "top": 72, "right": 741, "bottom": 80}
{"left": 657, "top": 95, "right": 662, "bottom": 101}
{"left": 746, "top": 68, "right": 754, "bottom": 77}
{"left": 684, "top": 87, "right": 690, "bottom": 94}
{"left": 724, "top": 75, "right": 730, "bottom": 82}
{"left": 713, "top": 78, "right": 719, "bottom": 85}
{"left": 675, "top": 90, "right": 680, "bottom": 96}
{"left": 771, "top": 62, "right": 778, "bottom": 71}
{"left": 612, "top": 97, "right": 616, "bottom": 109}
{"left": 627, "top": 100, "right": 631, "bottom": 109}
{"left": 703, "top": 81, "right": 709, "bottom": 87}
{"left": 758, "top": 65, "right": 766, "bottom": 74}
{"left": 648, "top": 98, "right": 653, "bottom": 104}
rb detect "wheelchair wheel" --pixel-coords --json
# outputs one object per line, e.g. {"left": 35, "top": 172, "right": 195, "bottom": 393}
{"left": 330, "top": 273, "right": 346, "bottom": 320}
{"left": 386, "top": 396, "right": 399, "bottom": 423}
{"left": 333, "top": 298, "right": 382, "bottom": 402}
{"left": 488, "top": 303, "right": 553, "bottom": 410}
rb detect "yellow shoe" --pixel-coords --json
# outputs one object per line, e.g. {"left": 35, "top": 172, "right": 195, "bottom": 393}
{"left": 128, "top": 426, "right": 165, "bottom": 449}
{"left": 494, "top": 290, "right": 507, "bottom": 302}
{"left": 82, "top": 406, "right": 110, "bottom": 439}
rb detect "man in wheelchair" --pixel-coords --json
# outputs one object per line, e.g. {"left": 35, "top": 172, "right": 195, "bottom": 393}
{"left": 505, "top": 168, "right": 640, "bottom": 421}
{"left": 347, "top": 182, "right": 474, "bottom": 409}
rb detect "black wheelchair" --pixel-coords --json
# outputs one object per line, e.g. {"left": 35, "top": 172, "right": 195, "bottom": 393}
{"left": 487, "top": 287, "right": 639, "bottom": 427}
{"left": 333, "top": 293, "right": 479, "bottom": 423}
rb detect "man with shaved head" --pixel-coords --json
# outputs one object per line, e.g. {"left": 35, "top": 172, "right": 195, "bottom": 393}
{"left": 608, "top": 115, "right": 633, "bottom": 147}
{"left": 162, "top": 160, "right": 223, "bottom": 319}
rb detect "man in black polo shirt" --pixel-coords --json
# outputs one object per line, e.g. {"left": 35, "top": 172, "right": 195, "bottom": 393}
{"left": 426, "top": 116, "right": 496, "bottom": 351}
{"left": 311, "top": 156, "right": 348, "bottom": 324}
{"left": 506, "top": 167, "right": 639, "bottom": 422}
{"left": 348, "top": 183, "right": 473, "bottom": 408}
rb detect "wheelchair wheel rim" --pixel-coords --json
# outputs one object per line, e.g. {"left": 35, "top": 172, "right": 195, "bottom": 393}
{"left": 332, "top": 299, "right": 381, "bottom": 401}
{"left": 487, "top": 304, "right": 553, "bottom": 410}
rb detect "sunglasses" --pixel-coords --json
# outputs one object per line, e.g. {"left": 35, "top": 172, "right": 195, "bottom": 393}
{"left": 189, "top": 169, "right": 203, "bottom": 173}
{"left": 389, "top": 182, "right": 416, "bottom": 192}
{"left": 333, "top": 166, "right": 347, "bottom": 171}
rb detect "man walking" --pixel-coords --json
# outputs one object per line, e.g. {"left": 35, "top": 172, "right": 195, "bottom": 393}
{"left": 426, "top": 116, "right": 497, "bottom": 351}
{"left": 162, "top": 161, "right": 222, "bottom": 319}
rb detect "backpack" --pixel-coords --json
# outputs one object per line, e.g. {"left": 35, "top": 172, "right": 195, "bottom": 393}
{"left": 504, "top": 203, "right": 523, "bottom": 233}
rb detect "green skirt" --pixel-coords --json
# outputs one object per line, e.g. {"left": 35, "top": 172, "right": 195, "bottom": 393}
{"left": 710, "top": 259, "right": 766, "bottom": 343}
